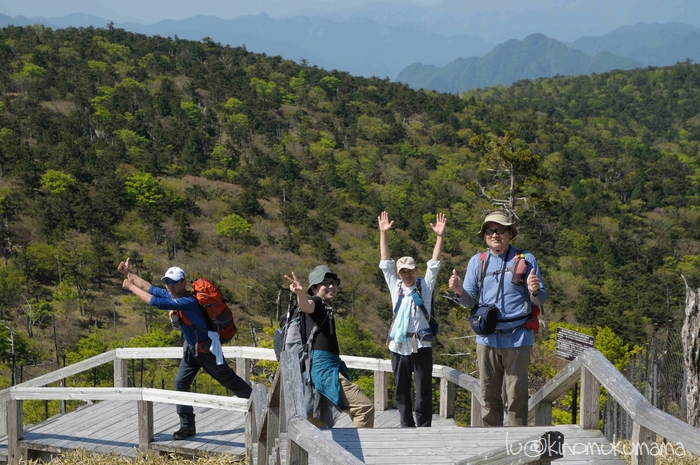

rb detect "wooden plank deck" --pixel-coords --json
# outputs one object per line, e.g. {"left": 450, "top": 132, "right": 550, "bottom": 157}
{"left": 315, "top": 424, "right": 625, "bottom": 464}
{"left": 0, "top": 402, "right": 623, "bottom": 464}
{"left": 0, "top": 400, "right": 248, "bottom": 461}
{"left": 0, "top": 402, "right": 449, "bottom": 462}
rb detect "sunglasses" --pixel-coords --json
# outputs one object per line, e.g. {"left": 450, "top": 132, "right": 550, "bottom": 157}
{"left": 320, "top": 278, "right": 340, "bottom": 287}
{"left": 484, "top": 227, "right": 509, "bottom": 236}
{"left": 163, "top": 278, "right": 183, "bottom": 285}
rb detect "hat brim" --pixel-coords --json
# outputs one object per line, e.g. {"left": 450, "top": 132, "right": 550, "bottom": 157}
{"left": 307, "top": 272, "right": 339, "bottom": 295}
{"left": 477, "top": 224, "right": 518, "bottom": 239}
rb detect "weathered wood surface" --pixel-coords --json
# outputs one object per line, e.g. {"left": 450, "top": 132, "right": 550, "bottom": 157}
{"left": 0, "top": 400, "right": 247, "bottom": 459}
{"left": 315, "top": 424, "right": 623, "bottom": 464}
{"left": 580, "top": 349, "right": 700, "bottom": 456}
{"left": 683, "top": 284, "right": 700, "bottom": 428}
{"left": 287, "top": 417, "right": 364, "bottom": 465}
{"left": 8, "top": 387, "right": 248, "bottom": 411}
{"left": 456, "top": 430, "right": 564, "bottom": 465}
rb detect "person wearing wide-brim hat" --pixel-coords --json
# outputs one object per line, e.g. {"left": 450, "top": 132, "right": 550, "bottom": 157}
{"left": 449, "top": 211, "right": 547, "bottom": 427}
{"left": 284, "top": 265, "right": 374, "bottom": 429}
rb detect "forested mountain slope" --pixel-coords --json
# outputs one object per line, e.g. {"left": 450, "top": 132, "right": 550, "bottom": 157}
{"left": 0, "top": 25, "right": 698, "bottom": 381}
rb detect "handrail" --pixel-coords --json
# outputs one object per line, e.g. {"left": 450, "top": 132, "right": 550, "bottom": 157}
{"left": 7, "top": 387, "right": 248, "bottom": 410}
{"left": 2, "top": 345, "right": 698, "bottom": 464}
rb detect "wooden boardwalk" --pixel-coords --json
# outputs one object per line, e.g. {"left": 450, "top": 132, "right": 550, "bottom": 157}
{"left": 0, "top": 401, "right": 624, "bottom": 464}
{"left": 0, "top": 402, "right": 452, "bottom": 462}
{"left": 315, "top": 424, "right": 624, "bottom": 464}
{"left": 0, "top": 400, "right": 248, "bottom": 461}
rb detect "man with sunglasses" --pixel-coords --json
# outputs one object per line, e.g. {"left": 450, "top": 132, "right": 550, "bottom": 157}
{"left": 284, "top": 265, "right": 374, "bottom": 428}
{"left": 118, "top": 258, "right": 252, "bottom": 440}
{"left": 448, "top": 211, "right": 547, "bottom": 427}
{"left": 378, "top": 211, "right": 446, "bottom": 427}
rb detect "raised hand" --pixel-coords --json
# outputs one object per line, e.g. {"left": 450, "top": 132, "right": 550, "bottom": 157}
{"left": 527, "top": 268, "right": 540, "bottom": 294}
{"left": 284, "top": 272, "right": 304, "bottom": 295}
{"left": 118, "top": 257, "right": 131, "bottom": 276}
{"left": 430, "top": 213, "right": 446, "bottom": 237}
{"left": 448, "top": 269, "right": 463, "bottom": 294}
{"left": 378, "top": 211, "right": 394, "bottom": 233}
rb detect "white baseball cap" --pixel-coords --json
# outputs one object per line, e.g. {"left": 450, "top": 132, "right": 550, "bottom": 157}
{"left": 161, "top": 266, "right": 186, "bottom": 282}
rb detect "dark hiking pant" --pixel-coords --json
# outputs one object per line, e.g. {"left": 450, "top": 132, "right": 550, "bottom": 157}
{"left": 391, "top": 347, "right": 433, "bottom": 427}
{"left": 174, "top": 343, "right": 252, "bottom": 428}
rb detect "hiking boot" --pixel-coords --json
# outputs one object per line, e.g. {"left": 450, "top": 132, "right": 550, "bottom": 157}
{"left": 173, "top": 425, "right": 196, "bottom": 440}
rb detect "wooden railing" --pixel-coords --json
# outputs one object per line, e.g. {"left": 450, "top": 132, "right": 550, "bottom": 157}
{"left": 526, "top": 348, "right": 700, "bottom": 465}
{"left": 1, "top": 346, "right": 698, "bottom": 465}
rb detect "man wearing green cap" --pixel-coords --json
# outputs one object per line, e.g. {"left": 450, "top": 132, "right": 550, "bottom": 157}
{"left": 449, "top": 211, "right": 547, "bottom": 427}
{"left": 284, "top": 265, "right": 374, "bottom": 428}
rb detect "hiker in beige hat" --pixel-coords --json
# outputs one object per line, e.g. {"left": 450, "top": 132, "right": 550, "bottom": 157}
{"left": 448, "top": 211, "right": 547, "bottom": 427}
{"left": 378, "top": 211, "right": 446, "bottom": 427}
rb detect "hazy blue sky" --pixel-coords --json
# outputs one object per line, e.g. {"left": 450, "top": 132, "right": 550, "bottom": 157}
{"left": 2, "top": 0, "right": 699, "bottom": 38}
{"left": 1, "top": 0, "right": 441, "bottom": 22}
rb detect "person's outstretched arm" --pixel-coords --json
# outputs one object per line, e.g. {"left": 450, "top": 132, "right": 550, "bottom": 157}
{"left": 117, "top": 257, "right": 151, "bottom": 292}
{"left": 430, "top": 213, "right": 446, "bottom": 261}
{"left": 378, "top": 211, "right": 394, "bottom": 260}
{"left": 284, "top": 272, "right": 315, "bottom": 314}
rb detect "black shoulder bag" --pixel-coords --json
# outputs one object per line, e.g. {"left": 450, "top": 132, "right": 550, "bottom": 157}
{"left": 469, "top": 247, "right": 509, "bottom": 336}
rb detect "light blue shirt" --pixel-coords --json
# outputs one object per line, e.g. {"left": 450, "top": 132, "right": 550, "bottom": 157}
{"left": 458, "top": 246, "right": 547, "bottom": 348}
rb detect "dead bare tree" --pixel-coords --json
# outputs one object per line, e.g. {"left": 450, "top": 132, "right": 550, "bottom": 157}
{"left": 682, "top": 275, "right": 700, "bottom": 427}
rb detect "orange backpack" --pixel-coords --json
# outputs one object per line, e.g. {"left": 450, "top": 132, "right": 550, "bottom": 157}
{"left": 190, "top": 278, "right": 238, "bottom": 343}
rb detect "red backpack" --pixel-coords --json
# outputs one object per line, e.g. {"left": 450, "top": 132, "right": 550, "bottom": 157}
{"left": 190, "top": 278, "right": 238, "bottom": 343}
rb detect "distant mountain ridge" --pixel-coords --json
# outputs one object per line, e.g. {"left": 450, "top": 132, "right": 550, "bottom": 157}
{"left": 570, "top": 22, "right": 700, "bottom": 67}
{"left": 397, "top": 34, "right": 642, "bottom": 93}
{"left": 0, "top": 12, "right": 494, "bottom": 80}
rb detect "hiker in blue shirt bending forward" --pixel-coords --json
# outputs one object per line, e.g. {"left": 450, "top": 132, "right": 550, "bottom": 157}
{"left": 118, "top": 258, "right": 252, "bottom": 440}
{"left": 449, "top": 212, "right": 547, "bottom": 427}
{"left": 378, "top": 211, "right": 446, "bottom": 427}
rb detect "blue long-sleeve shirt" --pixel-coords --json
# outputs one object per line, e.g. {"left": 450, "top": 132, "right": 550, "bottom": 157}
{"left": 148, "top": 286, "right": 210, "bottom": 348}
{"left": 458, "top": 246, "right": 547, "bottom": 348}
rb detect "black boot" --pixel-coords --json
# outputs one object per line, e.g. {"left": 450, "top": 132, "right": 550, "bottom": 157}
{"left": 173, "top": 425, "right": 196, "bottom": 440}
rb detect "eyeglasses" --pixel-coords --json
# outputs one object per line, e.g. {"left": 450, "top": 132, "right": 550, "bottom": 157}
{"left": 320, "top": 278, "right": 340, "bottom": 287}
{"left": 164, "top": 278, "right": 183, "bottom": 286}
{"left": 484, "top": 227, "right": 509, "bottom": 236}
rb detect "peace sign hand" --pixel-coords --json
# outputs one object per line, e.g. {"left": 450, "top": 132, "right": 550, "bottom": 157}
{"left": 284, "top": 272, "right": 304, "bottom": 295}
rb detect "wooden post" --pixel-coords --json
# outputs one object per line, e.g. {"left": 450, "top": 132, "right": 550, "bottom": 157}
{"left": 580, "top": 367, "right": 600, "bottom": 429}
{"left": 534, "top": 402, "right": 552, "bottom": 426}
{"left": 59, "top": 379, "right": 66, "bottom": 414}
{"left": 7, "top": 400, "right": 23, "bottom": 465}
{"left": 631, "top": 421, "right": 656, "bottom": 465}
{"left": 288, "top": 440, "right": 309, "bottom": 465}
{"left": 0, "top": 399, "right": 6, "bottom": 438}
{"left": 373, "top": 370, "right": 387, "bottom": 412}
{"left": 137, "top": 400, "right": 154, "bottom": 453}
{"left": 439, "top": 378, "right": 456, "bottom": 419}
{"left": 236, "top": 357, "right": 250, "bottom": 384}
{"left": 470, "top": 392, "right": 484, "bottom": 427}
{"left": 114, "top": 357, "right": 128, "bottom": 388}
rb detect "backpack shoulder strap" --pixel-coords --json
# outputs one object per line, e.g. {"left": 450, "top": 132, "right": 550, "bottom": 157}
{"left": 412, "top": 278, "right": 433, "bottom": 322}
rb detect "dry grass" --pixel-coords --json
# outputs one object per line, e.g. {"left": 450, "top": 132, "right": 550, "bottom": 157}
{"left": 30, "top": 449, "right": 244, "bottom": 464}
{"left": 616, "top": 440, "right": 700, "bottom": 465}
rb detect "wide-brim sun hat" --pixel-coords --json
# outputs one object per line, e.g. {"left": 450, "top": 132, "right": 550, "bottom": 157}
{"left": 477, "top": 211, "right": 518, "bottom": 239}
{"left": 307, "top": 265, "right": 340, "bottom": 295}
